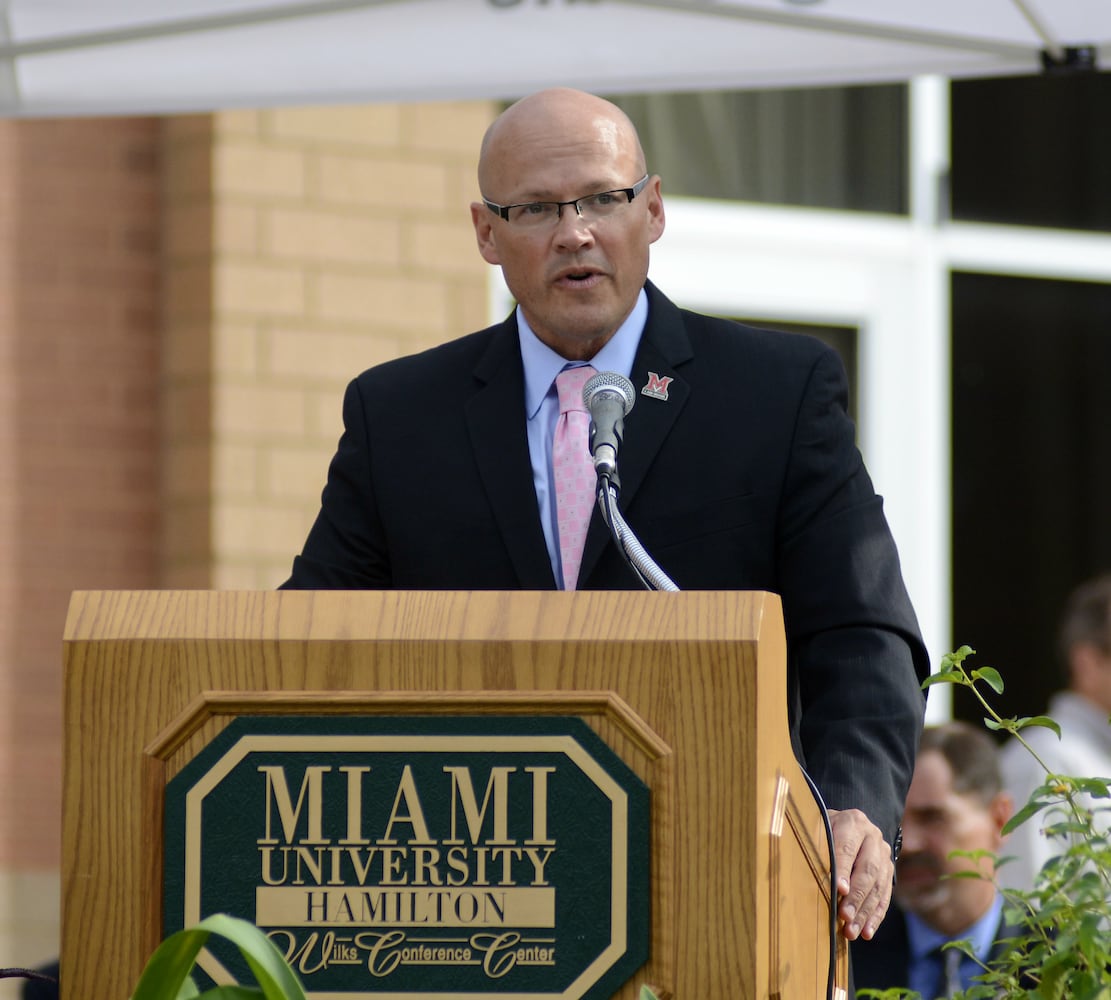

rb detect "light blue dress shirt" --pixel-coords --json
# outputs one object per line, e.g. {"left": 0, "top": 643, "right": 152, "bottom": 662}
{"left": 518, "top": 288, "right": 648, "bottom": 588}
{"left": 905, "top": 893, "right": 1004, "bottom": 998}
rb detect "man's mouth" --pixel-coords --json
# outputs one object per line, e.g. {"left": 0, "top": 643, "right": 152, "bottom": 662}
{"left": 896, "top": 855, "right": 941, "bottom": 884}
{"left": 554, "top": 267, "right": 604, "bottom": 286}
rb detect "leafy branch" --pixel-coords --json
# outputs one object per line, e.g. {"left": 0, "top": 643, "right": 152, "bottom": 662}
{"left": 928, "top": 646, "right": 1111, "bottom": 898}
{"left": 861, "top": 647, "right": 1111, "bottom": 1000}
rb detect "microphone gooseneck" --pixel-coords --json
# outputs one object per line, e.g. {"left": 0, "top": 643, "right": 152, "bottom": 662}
{"left": 581, "top": 371, "right": 679, "bottom": 592}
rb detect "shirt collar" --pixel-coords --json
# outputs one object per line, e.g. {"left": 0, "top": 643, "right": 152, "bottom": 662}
{"left": 518, "top": 287, "right": 648, "bottom": 418}
{"left": 904, "top": 893, "right": 1005, "bottom": 963}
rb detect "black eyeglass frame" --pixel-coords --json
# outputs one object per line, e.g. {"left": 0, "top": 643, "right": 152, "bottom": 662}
{"left": 483, "top": 174, "right": 651, "bottom": 223}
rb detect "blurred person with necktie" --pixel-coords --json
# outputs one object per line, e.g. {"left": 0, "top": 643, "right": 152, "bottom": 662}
{"left": 852, "top": 721, "right": 1017, "bottom": 996}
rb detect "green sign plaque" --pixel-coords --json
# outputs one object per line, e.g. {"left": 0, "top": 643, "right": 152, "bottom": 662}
{"left": 165, "top": 715, "right": 649, "bottom": 999}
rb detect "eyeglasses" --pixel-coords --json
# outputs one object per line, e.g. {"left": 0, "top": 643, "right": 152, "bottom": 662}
{"left": 483, "top": 175, "right": 650, "bottom": 228}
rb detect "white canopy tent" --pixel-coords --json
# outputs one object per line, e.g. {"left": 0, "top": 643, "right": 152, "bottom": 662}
{"left": 0, "top": 0, "right": 1108, "bottom": 118}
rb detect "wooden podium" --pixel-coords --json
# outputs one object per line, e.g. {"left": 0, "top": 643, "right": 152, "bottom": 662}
{"left": 62, "top": 589, "right": 847, "bottom": 999}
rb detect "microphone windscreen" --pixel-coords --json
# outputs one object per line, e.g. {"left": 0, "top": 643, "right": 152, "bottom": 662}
{"left": 582, "top": 371, "right": 636, "bottom": 416}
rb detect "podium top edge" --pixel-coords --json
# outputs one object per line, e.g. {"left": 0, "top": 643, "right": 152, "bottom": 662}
{"left": 63, "top": 589, "right": 783, "bottom": 644}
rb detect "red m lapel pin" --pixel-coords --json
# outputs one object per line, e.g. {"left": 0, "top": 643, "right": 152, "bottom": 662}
{"left": 641, "top": 371, "right": 674, "bottom": 401}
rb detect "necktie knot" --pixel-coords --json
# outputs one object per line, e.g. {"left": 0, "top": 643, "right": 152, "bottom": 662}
{"left": 555, "top": 365, "right": 595, "bottom": 414}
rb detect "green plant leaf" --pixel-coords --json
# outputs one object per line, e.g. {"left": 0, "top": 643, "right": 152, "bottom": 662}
{"left": 922, "top": 672, "right": 964, "bottom": 690}
{"left": 1013, "top": 714, "right": 1062, "bottom": 737}
{"left": 940, "top": 645, "right": 975, "bottom": 669}
{"left": 1072, "top": 776, "right": 1111, "bottom": 798}
{"left": 1035, "top": 946, "right": 1079, "bottom": 991}
{"left": 638, "top": 987, "right": 660, "bottom": 1000}
{"left": 196, "top": 988, "right": 265, "bottom": 999}
{"left": 197, "top": 915, "right": 306, "bottom": 1000}
{"left": 1001, "top": 808, "right": 1036, "bottom": 835}
{"left": 130, "top": 927, "right": 213, "bottom": 1000}
{"left": 970, "top": 665, "right": 1004, "bottom": 693}
{"left": 130, "top": 915, "right": 306, "bottom": 1000}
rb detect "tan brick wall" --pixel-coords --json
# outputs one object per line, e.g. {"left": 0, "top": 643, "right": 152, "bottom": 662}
{"left": 0, "top": 116, "right": 162, "bottom": 975}
{"left": 162, "top": 100, "right": 497, "bottom": 589}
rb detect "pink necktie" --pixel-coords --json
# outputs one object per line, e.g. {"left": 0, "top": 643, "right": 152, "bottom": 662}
{"left": 552, "top": 365, "right": 597, "bottom": 590}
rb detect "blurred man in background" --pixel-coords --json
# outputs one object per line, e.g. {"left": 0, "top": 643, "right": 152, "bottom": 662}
{"left": 998, "top": 573, "right": 1111, "bottom": 894}
{"left": 852, "top": 721, "right": 1016, "bottom": 997}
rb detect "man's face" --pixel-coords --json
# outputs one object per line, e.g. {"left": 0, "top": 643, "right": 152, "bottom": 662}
{"left": 895, "top": 750, "right": 1011, "bottom": 936}
{"left": 1074, "top": 639, "right": 1111, "bottom": 714}
{"left": 471, "top": 107, "right": 665, "bottom": 361}
{"left": 1091, "top": 648, "right": 1111, "bottom": 714}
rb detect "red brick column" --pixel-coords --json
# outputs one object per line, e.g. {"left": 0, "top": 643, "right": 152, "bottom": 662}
{"left": 0, "top": 116, "right": 162, "bottom": 970}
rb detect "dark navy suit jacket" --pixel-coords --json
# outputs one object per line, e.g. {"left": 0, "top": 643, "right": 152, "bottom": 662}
{"left": 282, "top": 281, "right": 928, "bottom": 844}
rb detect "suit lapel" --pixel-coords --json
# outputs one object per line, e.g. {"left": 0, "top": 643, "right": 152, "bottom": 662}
{"left": 465, "top": 317, "right": 557, "bottom": 589}
{"left": 579, "top": 283, "right": 693, "bottom": 583}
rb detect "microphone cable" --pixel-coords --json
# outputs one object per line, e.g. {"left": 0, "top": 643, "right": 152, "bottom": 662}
{"left": 800, "top": 766, "right": 840, "bottom": 1000}
{"left": 595, "top": 474, "right": 678, "bottom": 592}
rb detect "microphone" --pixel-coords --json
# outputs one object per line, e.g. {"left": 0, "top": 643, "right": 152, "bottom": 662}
{"left": 582, "top": 371, "right": 636, "bottom": 478}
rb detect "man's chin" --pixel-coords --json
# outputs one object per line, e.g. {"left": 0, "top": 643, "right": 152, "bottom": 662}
{"left": 538, "top": 315, "right": 618, "bottom": 359}
{"left": 895, "top": 884, "right": 947, "bottom": 917}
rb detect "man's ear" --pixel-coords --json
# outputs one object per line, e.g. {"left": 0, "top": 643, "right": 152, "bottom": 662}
{"left": 470, "top": 202, "right": 501, "bottom": 265}
{"left": 645, "top": 175, "right": 666, "bottom": 245}
{"left": 990, "top": 790, "right": 1015, "bottom": 847}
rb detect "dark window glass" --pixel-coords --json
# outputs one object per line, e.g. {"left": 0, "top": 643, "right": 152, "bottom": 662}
{"left": 611, "top": 87, "right": 907, "bottom": 214}
{"left": 951, "top": 72, "right": 1111, "bottom": 233}
{"left": 950, "top": 271, "right": 1111, "bottom": 726}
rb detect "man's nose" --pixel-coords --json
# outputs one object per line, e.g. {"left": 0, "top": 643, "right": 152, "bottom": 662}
{"left": 553, "top": 202, "right": 593, "bottom": 246}
{"left": 557, "top": 199, "right": 584, "bottom": 221}
{"left": 899, "top": 819, "right": 923, "bottom": 853}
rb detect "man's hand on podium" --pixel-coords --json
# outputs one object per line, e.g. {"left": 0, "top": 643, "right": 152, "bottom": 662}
{"left": 828, "top": 807, "right": 895, "bottom": 942}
